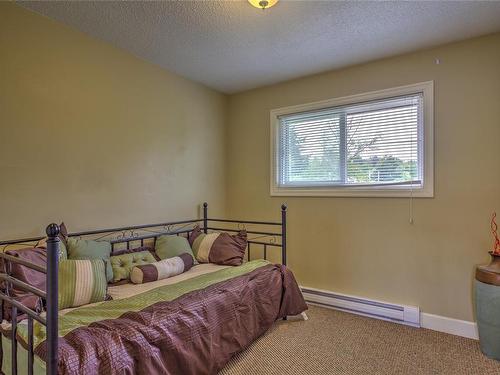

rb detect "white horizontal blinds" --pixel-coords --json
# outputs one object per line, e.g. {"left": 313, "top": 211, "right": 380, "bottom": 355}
{"left": 278, "top": 93, "right": 423, "bottom": 187}
{"left": 279, "top": 110, "right": 342, "bottom": 185}
{"left": 345, "top": 94, "right": 422, "bottom": 186}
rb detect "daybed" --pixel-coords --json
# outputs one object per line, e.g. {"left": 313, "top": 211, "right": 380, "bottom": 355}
{"left": 0, "top": 203, "right": 307, "bottom": 375}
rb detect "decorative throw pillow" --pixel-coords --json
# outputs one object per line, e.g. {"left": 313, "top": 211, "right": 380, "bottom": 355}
{"left": 2, "top": 247, "right": 46, "bottom": 321}
{"left": 130, "top": 253, "right": 194, "bottom": 284}
{"left": 36, "top": 239, "right": 67, "bottom": 261}
{"left": 112, "top": 246, "right": 158, "bottom": 258}
{"left": 110, "top": 250, "right": 157, "bottom": 282}
{"left": 155, "top": 235, "right": 197, "bottom": 264}
{"left": 188, "top": 225, "right": 247, "bottom": 266}
{"left": 58, "top": 259, "right": 107, "bottom": 309}
{"left": 35, "top": 222, "right": 69, "bottom": 260}
{"left": 66, "top": 237, "right": 113, "bottom": 282}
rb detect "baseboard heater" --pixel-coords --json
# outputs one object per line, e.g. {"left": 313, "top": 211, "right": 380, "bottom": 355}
{"left": 301, "top": 287, "right": 420, "bottom": 327}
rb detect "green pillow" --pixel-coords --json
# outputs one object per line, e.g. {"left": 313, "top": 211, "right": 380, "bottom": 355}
{"left": 110, "top": 250, "right": 156, "bottom": 282}
{"left": 59, "top": 241, "right": 68, "bottom": 261}
{"left": 36, "top": 237, "right": 68, "bottom": 260}
{"left": 191, "top": 232, "right": 206, "bottom": 258}
{"left": 66, "top": 237, "right": 113, "bottom": 282}
{"left": 155, "top": 235, "right": 197, "bottom": 264}
{"left": 58, "top": 259, "right": 107, "bottom": 309}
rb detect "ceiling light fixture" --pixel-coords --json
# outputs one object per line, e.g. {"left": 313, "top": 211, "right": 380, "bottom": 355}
{"left": 248, "top": 0, "right": 279, "bottom": 10}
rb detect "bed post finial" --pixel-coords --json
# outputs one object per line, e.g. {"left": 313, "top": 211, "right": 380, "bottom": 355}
{"left": 45, "top": 223, "right": 59, "bottom": 375}
{"left": 203, "top": 202, "right": 208, "bottom": 234}
{"left": 46, "top": 223, "right": 60, "bottom": 238}
{"left": 281, "top": 203, "right": 287, "bottom": 266}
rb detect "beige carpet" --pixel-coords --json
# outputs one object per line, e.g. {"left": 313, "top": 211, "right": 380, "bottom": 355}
{"left": 220, "top": 305, "right": 500, "bottom": 375}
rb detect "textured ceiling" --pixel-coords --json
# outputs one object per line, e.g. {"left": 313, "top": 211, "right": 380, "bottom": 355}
{"left": 19, "top": 0, "right": 500, "bottom": 94}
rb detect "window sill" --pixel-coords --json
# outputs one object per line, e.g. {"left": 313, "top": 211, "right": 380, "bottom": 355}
{"left": 270, "top": 185, "right": 434, "bottom": 198}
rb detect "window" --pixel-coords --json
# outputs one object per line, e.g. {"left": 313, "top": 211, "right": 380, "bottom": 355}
{"left": 270, "top": 82, "right": 433, "bottom": 197}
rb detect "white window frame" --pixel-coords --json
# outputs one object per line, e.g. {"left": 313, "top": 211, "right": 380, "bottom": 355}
{"left": 270, "top": 81, "right": 434, "bottom": 198}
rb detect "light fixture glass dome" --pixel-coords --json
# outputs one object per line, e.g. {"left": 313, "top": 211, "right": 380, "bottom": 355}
{"left": 248, "top": 0, "right": 279, "bottom": 10}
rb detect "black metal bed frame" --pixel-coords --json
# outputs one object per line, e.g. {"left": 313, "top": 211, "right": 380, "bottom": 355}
{"left": 0, "top": 202, "right": 287, "bottom": 375}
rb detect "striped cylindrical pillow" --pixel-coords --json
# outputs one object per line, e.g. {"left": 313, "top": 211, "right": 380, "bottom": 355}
{"left": 58, "top": 259, "right": 108, "bottom": 309}
{"left": 130, "top": 253, "right": 194, "bottom": 284}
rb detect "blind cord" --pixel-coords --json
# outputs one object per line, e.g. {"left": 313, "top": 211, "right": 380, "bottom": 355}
{"left": 409, "top": 186, "right": 414, "bottom": 225}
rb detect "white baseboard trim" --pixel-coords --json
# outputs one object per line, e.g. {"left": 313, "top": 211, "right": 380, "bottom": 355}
{"left": 420, "top": 312, "right": 478, "bottom": 340}
{"left": 301, "top": 286, "right": 478, "bottom": 340}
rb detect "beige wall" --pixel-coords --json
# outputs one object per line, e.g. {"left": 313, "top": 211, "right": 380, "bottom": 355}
{"left": 226, "top": 33, "right": 500, "bottom": 321}
{"left": 0, "top": 3, "right": 227, "bottom": 238}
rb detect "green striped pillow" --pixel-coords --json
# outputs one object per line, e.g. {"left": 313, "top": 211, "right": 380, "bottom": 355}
{"left": 58, "top": 259, "right": 107, "bottom": 309}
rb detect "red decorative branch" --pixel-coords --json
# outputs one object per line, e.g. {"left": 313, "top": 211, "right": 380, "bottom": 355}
{"left": 492, "top": 212, "right": 500, "bottom": 255}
